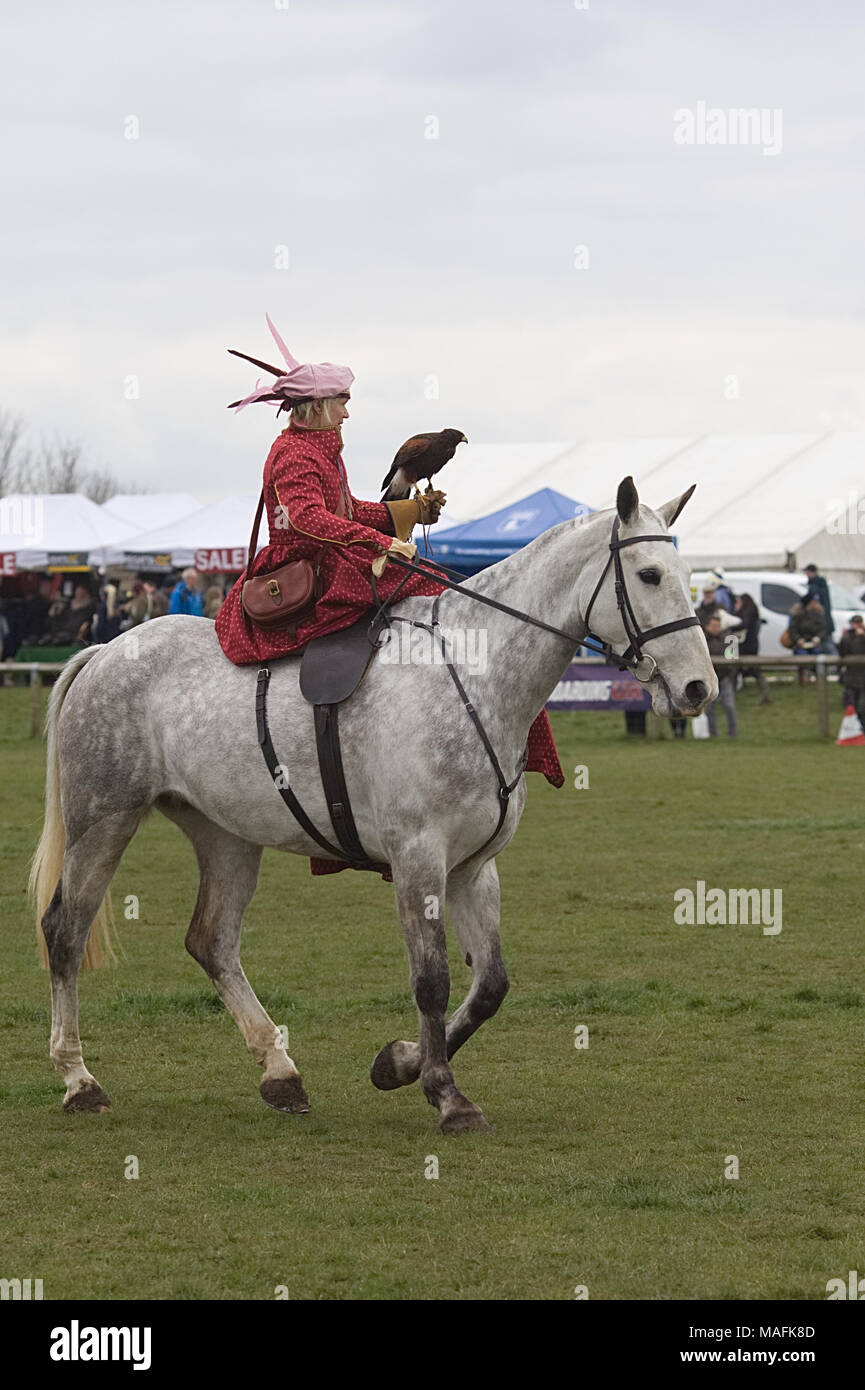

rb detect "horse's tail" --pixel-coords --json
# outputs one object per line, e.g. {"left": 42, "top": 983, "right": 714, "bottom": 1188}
{"left": 29, "top": 647, "right": 118, "bottom": 970}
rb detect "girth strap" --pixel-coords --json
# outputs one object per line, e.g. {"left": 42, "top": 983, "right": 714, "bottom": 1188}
{"left": 256, "top": 665, "right": 383, "bottom": 869}
{"left": 314, "top": 702, "right": 385, "bottom": 868}
{"left": 411, "top": 595, "right": 527, "bottom": 859}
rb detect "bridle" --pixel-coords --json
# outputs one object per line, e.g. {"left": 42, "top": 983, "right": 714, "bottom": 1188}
{"left": 580, "top": 516, "right": 702, "bottom": 682}
{"left": 381, "top": 514, "right": 701, "bottom": 684}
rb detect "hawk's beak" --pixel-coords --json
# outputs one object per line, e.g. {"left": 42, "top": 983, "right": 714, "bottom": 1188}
{"left": 460, "top": 434, "right": 468, "bottom": 444}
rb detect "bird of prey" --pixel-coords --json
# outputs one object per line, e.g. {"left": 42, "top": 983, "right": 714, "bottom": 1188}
{"left": 380, "top": 428, "right": 468, "bottom": 501}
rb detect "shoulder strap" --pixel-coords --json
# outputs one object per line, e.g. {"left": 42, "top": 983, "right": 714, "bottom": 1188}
{"left": 248, "top": 491, "right": 265, "bottom": 569}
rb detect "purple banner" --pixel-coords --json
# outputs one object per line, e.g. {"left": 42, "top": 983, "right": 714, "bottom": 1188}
{"left": 547, "top": 663, "right": 652, "bottom": 711}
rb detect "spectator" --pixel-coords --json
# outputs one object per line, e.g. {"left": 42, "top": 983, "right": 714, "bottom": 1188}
{"left": 697, "top": 582, "right": 739, "bottom": 632}
{"left": 169, "top": 568, "right": 204, "bottom": 617}
{"left": 803, "top": 564, "right": 834, "bottom": 650}
{"left": 148, "top": 581, "right": 170, "bottom": 619}
{"left": 703, "top": 614, "right": 738, "bottom": 737}
{"left": 734, "top": 593, "right": 771, "bottom": 705}
{"left": 22, "top": 578, "right": 55, "bottom": 644}
{"left": 118, "top": 580, "right": 145, "bottom": 626}
{"left": 46, "top": 584, "right": 96, "bottom": 645}
{"left": 787, "top": 595, "right": 828, "bottom": 684}
{"left": 788, "top": 595, "right": 828, "bottom": 653}
{"left": 707, "top": 567, "right": 735, "bottom": 613}
{"left": 92, "top": 580, "right": 122, "bottom": 644}
{"left": 697, "top": 582, "right": 721, "bottom": 628}
{"left": 122, "top": 578, "right": 169, "bottom": 626}
{"left": 203, "top": 584, "right": 224, "bottom": 620}
{"left": 838, "top": 614, "right": 865, "bottom": 725}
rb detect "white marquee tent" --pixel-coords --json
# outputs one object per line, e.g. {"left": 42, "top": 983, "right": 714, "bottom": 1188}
{"left": 99, "top": 493, "right": 259, "bottom": 572}
{"left": 101, "top": 493, "right": 202, "bottom": 532}
{"left": 438, "top": 432, "right": 865, "bottom": 584}
{"left": 0, "top": 493, "right": 139, "bottom": 573}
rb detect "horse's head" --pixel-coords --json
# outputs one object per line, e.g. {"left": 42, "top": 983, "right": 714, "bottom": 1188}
{"left": 579, "top": 477, "right": 718, "bottom": 717}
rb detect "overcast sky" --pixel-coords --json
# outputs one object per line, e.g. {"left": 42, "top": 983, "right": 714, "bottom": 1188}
{"left": 2, "top": 0, "right": 863, "bottom": 502}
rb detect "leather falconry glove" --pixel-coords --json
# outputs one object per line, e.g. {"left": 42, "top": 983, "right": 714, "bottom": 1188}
{"left": 385, "top": 491, "right": 447, "bottom": 541}
{"left": 415, "top": 488, "right": 447, "bottom": 525}
{"left": 372, "top": 536, "right": 417, "bottom": 578}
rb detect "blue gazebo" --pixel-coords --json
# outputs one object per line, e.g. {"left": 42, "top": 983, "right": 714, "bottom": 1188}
{"left": 428, "top": 488, "right": 594, "bottom": 575}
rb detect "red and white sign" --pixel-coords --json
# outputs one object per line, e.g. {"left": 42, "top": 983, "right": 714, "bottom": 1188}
{"left": 0, "top": 552, "right": 16, "bottom": 576}
{"left": 195, "top": 547, "right": 246, "bottom": 574}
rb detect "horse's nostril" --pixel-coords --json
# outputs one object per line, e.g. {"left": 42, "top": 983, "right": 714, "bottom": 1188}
{"left": 685, "top": 680, "right": 707, "bottom": 706}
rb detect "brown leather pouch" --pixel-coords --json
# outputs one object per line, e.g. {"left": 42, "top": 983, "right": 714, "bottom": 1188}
{"left": 241, "top": 486, "right": 346, "bottom": 631}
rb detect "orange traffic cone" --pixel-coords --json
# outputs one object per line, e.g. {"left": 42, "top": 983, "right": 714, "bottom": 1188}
{"left": 835, "top": 706, "right": 865, "bottom": 746}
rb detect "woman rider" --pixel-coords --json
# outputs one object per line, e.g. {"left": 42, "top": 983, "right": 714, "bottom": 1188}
{"left": 216, "top": 316, "right": 448, "bottom": 664}
{"left": 215, "top": 318, "right": 564, "bottom": 842}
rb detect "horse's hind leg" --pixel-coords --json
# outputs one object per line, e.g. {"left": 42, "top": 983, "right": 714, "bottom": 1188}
{"left": 42, "top": 810, "right": 142, "bottom": 1111}
{"left": 386, "top": 849, "right": 490, "bottom": 1133}
{"left": 371, "top": 858, "right": 506, "bottom": 1096}
{"left": 161, "top": 801, "right": 309, "bottom": 1114}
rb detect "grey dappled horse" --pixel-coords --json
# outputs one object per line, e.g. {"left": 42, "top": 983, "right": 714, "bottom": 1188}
{"left": 30, "top": 478, "right": 716, "bottom": 1133}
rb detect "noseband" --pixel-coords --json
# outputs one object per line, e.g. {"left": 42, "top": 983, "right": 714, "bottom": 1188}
{"left": 581, "top": 516, "right": 702, "bottom": 682}
{"left": 382, "top": 515, "right": 701, "bottom": 683}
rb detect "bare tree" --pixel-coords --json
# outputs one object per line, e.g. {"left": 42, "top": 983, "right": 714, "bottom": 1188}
{"left": 33, "top": 438, "right": 85, "bottom": 493}
{"left": 0, "top": 410, "right": 32, "bottom": 495}
{"left": 0, "top": 408, "right": 142, "bottom": 500}
{"left": 84, "top": 468, "right": 122, "bottom": 503}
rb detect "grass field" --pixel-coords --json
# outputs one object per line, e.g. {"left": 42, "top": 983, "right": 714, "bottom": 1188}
{"left": 2, "top": 677, "right": 864, "bottom": 1300}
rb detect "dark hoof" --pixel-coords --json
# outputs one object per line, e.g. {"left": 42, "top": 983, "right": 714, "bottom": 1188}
{"left": 370, "top": 1040, "right": 419, "bottom": 1091}
{"left": 64, "top": 1080, "right": 112, "bottom": 1114}
{"left": 261, "top": 1075, "right": 309, "bottom": 1114}
{"left": 370, "top": 1042, "right": 402, "bottom": 1091}
{"left": 440, "top": 1106, "right": 491, "bottom": 1135}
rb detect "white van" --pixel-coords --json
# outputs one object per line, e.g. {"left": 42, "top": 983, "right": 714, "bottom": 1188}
{"left": 689, "top": 571, "right": 863, "bottom": 656}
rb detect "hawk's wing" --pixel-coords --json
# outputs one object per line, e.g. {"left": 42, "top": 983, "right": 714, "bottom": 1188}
{"left": 380, "top": 434, "right": 434, "bottom": 494}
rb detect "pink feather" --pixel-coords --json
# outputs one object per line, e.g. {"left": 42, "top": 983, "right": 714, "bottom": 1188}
{"left": 233, "top": 379, "right": 273, "bottom": 413}
{"left": 265, "top": 314, "right": 300, "bottom": 370}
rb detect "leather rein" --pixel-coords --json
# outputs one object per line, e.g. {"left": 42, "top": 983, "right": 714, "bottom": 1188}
{"left": 381, "top": 514, "right": 702, "bottom": 684}
{"left": 254, "top": 515, "right": 701, "bottom": 872}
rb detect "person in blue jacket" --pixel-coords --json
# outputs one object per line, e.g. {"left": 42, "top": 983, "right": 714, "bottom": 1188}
{"left": 803, "top": 563, "right": 834, "bottom": 651}
{"left": 169, "top": 568, "right": 205, "bottom": 617}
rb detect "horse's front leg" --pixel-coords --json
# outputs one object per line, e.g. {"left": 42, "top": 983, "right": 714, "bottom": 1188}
{"left": 371, "top": 858, "right": 506, "bottom": 1095}
{"left": 388, "top": 851, "right": 490, "bottom": 1134}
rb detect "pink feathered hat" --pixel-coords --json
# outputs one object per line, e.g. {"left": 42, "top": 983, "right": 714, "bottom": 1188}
{"left": 227, "top": 314, "right": 355, "bottom": 413}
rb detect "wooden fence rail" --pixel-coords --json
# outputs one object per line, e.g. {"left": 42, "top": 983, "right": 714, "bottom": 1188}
{"left": 0, "top": 662, "right": 66, "bottom": 736}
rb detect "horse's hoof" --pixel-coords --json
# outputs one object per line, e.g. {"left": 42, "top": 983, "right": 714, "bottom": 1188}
{"left": 439, "top": 1105, "right": 491, "bottom": 1135}
{"left": 370, "top": 1040, "right": 419, "bottom": 1091}
{"left": 64, "top": 1080, "right": 112, "bottom": 1114}
{"left": 261, "top": 1075, "right": 309, "bottom": 1114}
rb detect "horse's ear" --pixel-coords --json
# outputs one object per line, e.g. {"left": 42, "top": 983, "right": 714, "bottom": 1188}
{"left": 657, "top": 483, "right": 696, "bottom": 529}
{"left": 616, "top": 476, "right": 639, "bottom": 526}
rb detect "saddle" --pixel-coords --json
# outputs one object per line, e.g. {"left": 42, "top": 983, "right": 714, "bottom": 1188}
{"left": 299, "top": 606, "right": 387, "bottom": 705}
{"left": 256, "top": 608, "right": 390, "bottom": 872}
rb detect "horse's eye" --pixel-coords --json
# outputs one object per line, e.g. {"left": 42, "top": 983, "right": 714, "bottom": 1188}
{"left": 638, "top": 569, "right": 661, "bottom": 585}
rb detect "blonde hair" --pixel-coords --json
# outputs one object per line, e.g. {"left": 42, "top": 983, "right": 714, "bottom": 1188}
{"left": 289, "top": 396, "right": 344, "bottom": 429}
